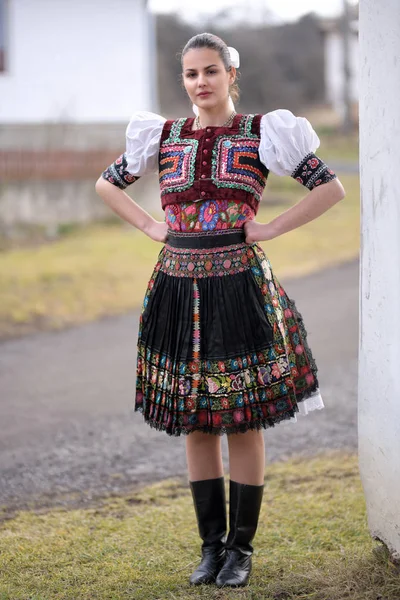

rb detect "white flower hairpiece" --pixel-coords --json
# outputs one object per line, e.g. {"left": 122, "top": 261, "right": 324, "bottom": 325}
{"left": 192, "top": 46, "right": 240, "bottom": 116}
{"left": 227, "top": 46, "right": 240, "bottom": 68}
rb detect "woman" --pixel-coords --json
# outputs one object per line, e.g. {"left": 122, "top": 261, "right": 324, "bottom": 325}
{"left": 95, "top": 33, "right": 345, "bottom": 588}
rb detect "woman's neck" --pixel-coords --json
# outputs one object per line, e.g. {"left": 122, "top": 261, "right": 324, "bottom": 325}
{"left": 195, "top": 104, "right": 235, "bottom": 128}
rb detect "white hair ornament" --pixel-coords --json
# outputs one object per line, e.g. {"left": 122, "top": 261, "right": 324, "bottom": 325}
{"left": 192, "top": 46, "right": 240, "bottom": 116}
{"left": 227, "top": 46, "right": 240, "bottom": 68}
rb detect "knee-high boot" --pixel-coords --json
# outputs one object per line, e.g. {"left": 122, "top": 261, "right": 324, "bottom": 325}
{"left": 189, "top": 476, "right": 227, "bottom": 585}
{"left": 216, "top": 479, "right": 264, "bottom": 588}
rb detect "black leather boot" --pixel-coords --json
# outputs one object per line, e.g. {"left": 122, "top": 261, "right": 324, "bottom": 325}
{"left": 216, "top": 479, "right": 264, "bottom": 588}
{"left": 189, "top": 476, "right": 227, "bottom": 585}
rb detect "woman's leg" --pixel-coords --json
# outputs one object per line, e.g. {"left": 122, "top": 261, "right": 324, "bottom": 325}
{"left": 227, "top": 429, "right": 265, "bottom": 485}
{"left": 216, "top": 429, "right": 265, "bottom": 588}
{"left": 185, "top": 432, "right": 226, "bottom": 585}
{"left": 185, "top": 430, "right": 224, "bottom": 481}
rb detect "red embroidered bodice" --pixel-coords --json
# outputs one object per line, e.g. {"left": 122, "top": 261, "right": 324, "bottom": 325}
{"left": 158, "top": 114, "right": 269, "bottom": 213}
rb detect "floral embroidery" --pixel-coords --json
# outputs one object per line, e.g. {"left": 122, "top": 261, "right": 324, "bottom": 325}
{"left": 199, "top": 200, "right": 219, "bottom": 230}
{"left": 135, "top": 239, "right": 319, "bottom": 436}
{"left": 165, "top": 199, "right": 255, "bottom": 232}
{"left": 101, "top": 152, "right": 139, "bottom": 189}
{"left": 161, "top": 242, "right": 255, "bottom": 278}
{"left": 291, "top": 152, "right": 337, "bottom": 190}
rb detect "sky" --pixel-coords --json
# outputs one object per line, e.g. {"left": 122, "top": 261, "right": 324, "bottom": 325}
{"left": 149, "top": 0, "right": 358, "bottom": 24}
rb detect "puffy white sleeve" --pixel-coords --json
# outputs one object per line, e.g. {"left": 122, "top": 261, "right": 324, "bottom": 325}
{"left": 125, "top": 111, "right": 166, "bottom": 176}
{"left": 259, "top": 109, "right": 320, "bottom": 176}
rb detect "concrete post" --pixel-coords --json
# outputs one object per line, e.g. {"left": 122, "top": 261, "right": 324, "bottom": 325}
{"left": 358, "top": 0, "right": 400, "bottom": 559}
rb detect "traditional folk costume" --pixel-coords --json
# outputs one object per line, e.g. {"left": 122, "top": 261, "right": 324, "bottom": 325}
{"left": 101, "top": 108, "right": 337, "bottom": 587}
{"left": 102, "top": 109, "right": 336, "bottom": 437}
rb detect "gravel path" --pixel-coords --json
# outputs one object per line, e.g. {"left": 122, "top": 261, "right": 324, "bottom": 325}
{"left": 0, "top": 259, "right": 358, "bottom": 514}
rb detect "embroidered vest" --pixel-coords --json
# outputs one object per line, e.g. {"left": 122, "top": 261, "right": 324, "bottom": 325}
{"left": 158, "top": 114, "right": 269, "bottom": 213}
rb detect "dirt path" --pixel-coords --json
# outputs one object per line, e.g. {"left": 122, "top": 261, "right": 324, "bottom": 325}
{"left": 0, "top": 259, "right": 358, "bottom": 513}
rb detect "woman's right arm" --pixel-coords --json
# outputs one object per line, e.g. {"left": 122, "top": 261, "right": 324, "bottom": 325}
{"left": 95, "top": 152, "right": 168, "bottom": 243}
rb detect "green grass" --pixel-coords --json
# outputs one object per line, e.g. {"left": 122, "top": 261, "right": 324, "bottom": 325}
{"left": 1, "top": 451, "right": 399, "bottom": 599}
{"left": 0, "top": 174, "right": 360, "bottom": 340}
{"left": 317, "top": 133, "right": 359, "bottom": 163}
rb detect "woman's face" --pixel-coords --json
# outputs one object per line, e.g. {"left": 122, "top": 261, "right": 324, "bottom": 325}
{"left": 182, "top": 48, "right": 235, "bottom": 112}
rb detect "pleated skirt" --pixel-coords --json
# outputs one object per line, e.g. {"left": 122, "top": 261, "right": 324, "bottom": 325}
{"left": 134, "top": 228, "right": 324, "bottom": 436}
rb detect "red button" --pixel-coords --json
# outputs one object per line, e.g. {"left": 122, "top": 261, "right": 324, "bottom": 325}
{"left": 203, "top": 149, "right": 208, "bottom": 154}
{"left": 201, "top": 174, "right": 206, "bottom": 179}
{"left": 206, "top": 128, "right": 211, "bottom": 133}
{"left": 206, "top": 138, "right": 210, "bottom": 142}
{"left": 202, "top": 161, "right": 207, "bottom": 166}
{"left": 201, "top": 191, "right": 206, "bottom": 196}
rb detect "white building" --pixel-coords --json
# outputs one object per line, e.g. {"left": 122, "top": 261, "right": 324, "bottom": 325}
{"left": 0, "top": 0, "right": 159, "bottom": 231}
{"left": 0, "top": 0, "right": 157, "bottom": 123}
{"left": 320, "top": 10, "right": 359, "bottom": 121}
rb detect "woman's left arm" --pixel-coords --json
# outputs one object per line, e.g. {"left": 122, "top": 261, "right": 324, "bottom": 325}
{"left": 245, "top": 177, "right": 345, "bottom": 243}
{"left": 248, "top": 109, "right": 346, "bottom": 243}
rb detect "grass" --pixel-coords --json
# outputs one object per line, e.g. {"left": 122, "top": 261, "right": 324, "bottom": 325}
{"left": 317, "top": 133, "right": 359, "bottom": 163}
{"left": 0, "top": 173, "right": 360, "bottom": 340}
{"left": 1, "top": 450, "right": 399, "bottom": 599}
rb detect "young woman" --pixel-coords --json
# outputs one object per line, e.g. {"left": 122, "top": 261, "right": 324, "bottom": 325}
{"left": 95, "top": 33, "right": 345, "bottom": 589}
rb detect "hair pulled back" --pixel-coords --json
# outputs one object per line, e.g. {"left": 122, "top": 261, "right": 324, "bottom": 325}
{"left": 181, "top": 32, "right": 240, "bottom": 103}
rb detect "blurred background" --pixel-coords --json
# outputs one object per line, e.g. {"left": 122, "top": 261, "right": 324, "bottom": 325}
{"left": 3, "top": 7, "right": 400, "bottom": 598}
{"left": 0, "top": 0, "right": 360, "bottom": 521}
{"left": 0, "top": 0, "right": 359, "bottom": 339}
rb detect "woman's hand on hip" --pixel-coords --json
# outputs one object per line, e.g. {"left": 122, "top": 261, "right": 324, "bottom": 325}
{"left": 144, "top": 220, "right": 169, "bottom": 243}
{"left": 244, "top": 220, "right": 276, "bottom": 244}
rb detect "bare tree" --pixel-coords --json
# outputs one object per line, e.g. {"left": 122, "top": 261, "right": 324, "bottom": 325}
{"left": 341, "top": 0, "right": 354, "bottom": 132}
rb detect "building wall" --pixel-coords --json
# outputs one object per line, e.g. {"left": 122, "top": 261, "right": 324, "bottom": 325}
{"left": 0, "top": 0, "right": 160, "bottom": 233}
{"left": 359, "top": 0, "right": 400, "bottom": 558}
{"left": 0, "top": 175, "right": 161, "bottom": 234}
{"left": 0, "top": 0, "right": 155, "bottom": 122}
{"left": 324, "top": 29, "right": 358, "bottom": 118}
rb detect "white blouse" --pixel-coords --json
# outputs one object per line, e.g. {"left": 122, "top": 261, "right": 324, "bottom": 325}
{"left": 125, "top": 109, "right": 320, "bottom": 178}
{"left": 125, "top": 112, "right": 167, "bottom": 176}
{"left": 259, "top": 109, "right": 320, "bottom": 176}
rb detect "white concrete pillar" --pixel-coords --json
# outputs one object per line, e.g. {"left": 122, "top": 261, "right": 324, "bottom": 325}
{"left": 358, "top": 0, "right": 400, "bottom": 558}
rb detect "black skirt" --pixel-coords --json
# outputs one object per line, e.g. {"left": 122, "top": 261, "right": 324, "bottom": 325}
{"left": 134, "top": 228, "right": 322, "bottom": 436}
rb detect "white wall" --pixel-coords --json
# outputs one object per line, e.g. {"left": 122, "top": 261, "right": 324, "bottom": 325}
{"left": 0, "top": 0, "right": 156, "bottom": 122}
{"left": 358, "top": 0, "right": 400, "bottom": 558}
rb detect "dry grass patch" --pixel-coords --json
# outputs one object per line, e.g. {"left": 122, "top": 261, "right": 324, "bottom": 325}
{"left": 0, "top": 451, "right": 399, "bottom": 600}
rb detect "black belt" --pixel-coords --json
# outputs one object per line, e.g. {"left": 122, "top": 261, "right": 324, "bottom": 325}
{"left": 166, "top": 228, "right": 246, "bottom": 249}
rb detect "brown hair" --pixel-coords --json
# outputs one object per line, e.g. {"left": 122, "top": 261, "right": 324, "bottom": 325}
{"left": 181, "top": 32, "right": 240, "bottom": 103}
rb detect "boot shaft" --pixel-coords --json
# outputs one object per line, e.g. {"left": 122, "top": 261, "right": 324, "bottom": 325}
{"left": 189, "top": 476, "right": 227, "bottom": 548}
{"left": 226, "top": 479, "right": 264, "bottom": 554}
